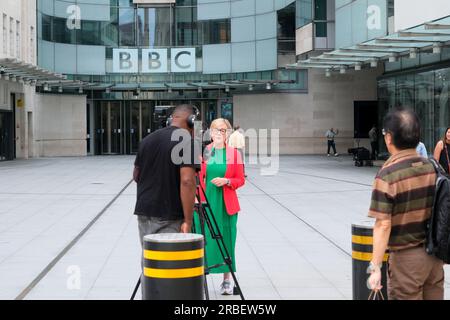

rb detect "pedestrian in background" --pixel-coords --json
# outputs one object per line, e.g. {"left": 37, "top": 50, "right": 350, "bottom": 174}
{"left": 416, "top": 141, "right": 428, "bottom": 158}
{"left": 369, "top": 125, "right": 378, "bottom": 160}
{"left": 228, "top": 125, "right": 246, "bottom": 176}
{"left": 367, "top": 108, "right": 443, "bottom": 300}
{"left": 433, "top": 127, "right": 450, "bottom": 174}
{"left": 326, "top": 128, "right": 339, "bottom": 157}
{"left": 194, "top": 118, "right": 245, "bottom": 295}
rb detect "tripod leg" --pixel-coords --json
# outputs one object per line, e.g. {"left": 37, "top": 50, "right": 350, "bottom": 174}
{"left": 204, "top": 274, "right": 210, "bottom": 300}
{"left": 130, "top": 276, "right": 141, "bottom": 300}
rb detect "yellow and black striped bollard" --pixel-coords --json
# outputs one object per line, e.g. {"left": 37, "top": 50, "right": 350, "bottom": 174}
{"left": 143, "top": 233, "right": 204, "bottom": 300}
{"left": 352, "top": 223, "right": 389, "bottom": 300}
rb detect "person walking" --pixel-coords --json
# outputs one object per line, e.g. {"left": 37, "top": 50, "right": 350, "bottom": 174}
{"left": 133, "top": 104, "right": 200, "bottom": 297}
{"left": 228, "top": 126, "right": 245, "bottom": 160}
{"left": 433, "top": 127, "right": 450, "bottom": 174}
{"left": 369, "top": 125, "right": 378, "bottom": 160}
{"left": 367, "top": 108, "right": 443, "bottom": 300}
{"left": 194, "top": 118, "right": 245, "bottom": 295}
{"left": 228, "top": 125, "right": 246, "bottom": 177}
{"left": 325, "top": 128, "right": 339, "bottom": 157}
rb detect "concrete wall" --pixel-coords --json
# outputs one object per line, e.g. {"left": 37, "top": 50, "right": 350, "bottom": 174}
{"left": 33, "top": 94, "right": 87, "bottom": 157}
{"left": 233, "top": 67, "right": 382, "bottom": 155}
{"left": 395, "top": 0, "right": 450, "bottom": 31}
{"left": 1, "top": 0, "right": 38, "bottom": 160}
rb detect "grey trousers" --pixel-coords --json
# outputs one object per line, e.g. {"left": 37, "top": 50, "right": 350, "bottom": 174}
{"left": 137, "top": 215, "right": 183, "bottom": 299}
{"left": 137, "top": 215, "right": 183, "bottom": 246}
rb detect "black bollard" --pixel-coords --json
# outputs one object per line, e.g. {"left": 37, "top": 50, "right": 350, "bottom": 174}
{"left": 142, "top": 233, "right": 204, "bottom": 300}
{"left": 352, "top": 223, "right": 389, "bottom": 300}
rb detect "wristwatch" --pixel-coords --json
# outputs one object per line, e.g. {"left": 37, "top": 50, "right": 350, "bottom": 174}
{"left": 226, "top": 179, "right": 231, "bottom": 186}
{"left": 366, "top": 262, "right": 382, "bottom": 274}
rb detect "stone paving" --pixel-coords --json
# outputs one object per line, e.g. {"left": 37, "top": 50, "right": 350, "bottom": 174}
{"left": 0, "top": 155, "right": 448, "bottom": 300}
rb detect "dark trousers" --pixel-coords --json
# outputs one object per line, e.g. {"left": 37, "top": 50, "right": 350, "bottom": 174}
{"left": 370, "top": 141, "right": 378, "bottom": 160}
{"left": 327, "top": 140, "right": 336, "bottom": 154}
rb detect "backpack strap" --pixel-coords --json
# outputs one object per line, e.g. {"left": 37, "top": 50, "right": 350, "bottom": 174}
{"left": 429, "top": 157, "right": 446, "bottom": 175}
{"left": 444, "top": 143, "right": 450, "bottom": 173}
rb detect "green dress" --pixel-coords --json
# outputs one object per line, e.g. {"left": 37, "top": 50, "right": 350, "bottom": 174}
{"left": 194, "top": 147, "right": 238, "bottom": 274}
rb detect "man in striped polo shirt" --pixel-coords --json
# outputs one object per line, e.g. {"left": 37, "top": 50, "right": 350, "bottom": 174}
{"left": 367, "top": 108, "right": 444, "bottom": 300}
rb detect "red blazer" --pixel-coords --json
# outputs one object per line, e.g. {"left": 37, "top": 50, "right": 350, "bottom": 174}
{"left": 199, "top": 144, "right": 245, "bottom": 215}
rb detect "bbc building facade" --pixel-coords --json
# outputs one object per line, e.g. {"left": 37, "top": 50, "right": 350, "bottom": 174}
{"left": 0, "top": 0, "right": 449, "bottom": 160}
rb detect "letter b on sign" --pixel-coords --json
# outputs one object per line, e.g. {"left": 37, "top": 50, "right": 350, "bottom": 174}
{"left": 113, "top": 49, "right": 138, "bottom": 73}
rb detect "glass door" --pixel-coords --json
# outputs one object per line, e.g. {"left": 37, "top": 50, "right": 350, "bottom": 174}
{"left": 128, "top": 101, "right": 154, "bottom": 154}
{"left": 141, "top": 101, "right": 153, "bottom": 140}
{"left": 129, "top": 101, "right": 140, "bottom": 154}
{"left": 109, "top": 102, "right": 123, "bottom": 154}
{"left": 97, "top": 102, "right": 123, "bottom": 155}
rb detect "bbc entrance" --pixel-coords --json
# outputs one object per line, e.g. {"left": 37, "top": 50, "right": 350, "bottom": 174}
{"left": 92, "top": 99, "right": 229, "bottom": 156}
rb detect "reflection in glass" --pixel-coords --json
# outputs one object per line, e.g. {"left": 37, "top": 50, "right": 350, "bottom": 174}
{"left": 119, "top": 8, "right": 135, "bottom": 46}
{"left": 176, "top": 6, "right": 198, "bottom": 46}
{"left": 296, "top": 0, "right": 312, "bottom": 28}
{"left": 415, "top": 71, "right": 434, "bottom": 152}
{"left": 138, "top": 7, "right": 172, "bottom": 47}
{"left": 396, "top": 75, "right": 415, "bottom": 109}
{"left": 435, "top": 68, "right": 450, "bottom": 145}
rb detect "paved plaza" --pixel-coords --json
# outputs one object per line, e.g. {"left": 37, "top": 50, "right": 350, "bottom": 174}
{"left": 0, "top": 155, "right": 449, "bottom": 300}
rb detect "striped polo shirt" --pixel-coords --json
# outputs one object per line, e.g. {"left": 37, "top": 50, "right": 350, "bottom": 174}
{"left": 368, "top": 149, "right": 436, "bottom": 251}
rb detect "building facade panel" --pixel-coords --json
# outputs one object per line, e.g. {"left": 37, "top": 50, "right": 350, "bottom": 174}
{"left": 395, "top": 0, "right": 450, "bottom": 31}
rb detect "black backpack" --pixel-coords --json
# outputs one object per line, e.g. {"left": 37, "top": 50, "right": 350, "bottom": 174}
{"left": 425, "top": 158, "right": 450, "bottom": 264}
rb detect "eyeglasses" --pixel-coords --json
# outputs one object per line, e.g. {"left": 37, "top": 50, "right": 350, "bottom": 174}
{"left": 212, "top": 128, "right": 227, "bottom": 134}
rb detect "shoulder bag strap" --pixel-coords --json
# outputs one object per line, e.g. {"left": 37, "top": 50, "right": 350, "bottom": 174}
{"left": 444, "top": 143, "right": 450, "bottom": 173}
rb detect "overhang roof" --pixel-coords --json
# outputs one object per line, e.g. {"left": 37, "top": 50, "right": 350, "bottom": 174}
{"left": 288, "top": 15, "right": 450, "bottom": 72}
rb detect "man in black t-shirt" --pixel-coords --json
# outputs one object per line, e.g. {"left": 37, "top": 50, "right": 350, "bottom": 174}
{"left": 133, "top": 104, "right": 200, "bottom": 246}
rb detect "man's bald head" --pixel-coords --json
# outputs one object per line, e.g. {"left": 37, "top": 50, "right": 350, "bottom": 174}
{"left": 383, "top": 108, "right": 420, "bottom": 150}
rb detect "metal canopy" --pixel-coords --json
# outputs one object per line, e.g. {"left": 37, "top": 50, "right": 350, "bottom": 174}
{"left": 85, "top": 79, "right": 294, "bottom": 92}
{"left": 0, "top": 58, "right": 90, "bottom": 90}
{"left": 290, "top": 15, "right": 450, "bottom": 72}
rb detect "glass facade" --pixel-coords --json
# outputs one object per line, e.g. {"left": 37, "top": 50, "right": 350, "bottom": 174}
{"left": 36, "top": 0, "right": 305, "bottom": 90}
{"left": 335, "top": 0, "right": 389, "bottom": 48}
{"left": 378, "top": 64, "right": 450, "bottom": 155}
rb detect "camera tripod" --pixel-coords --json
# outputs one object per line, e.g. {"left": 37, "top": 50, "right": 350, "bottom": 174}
{"left": 193, "top": 175, "right": 245, "bottom": 300}
{"left": 130, "top": 175, "right": 245, "bottom": 301}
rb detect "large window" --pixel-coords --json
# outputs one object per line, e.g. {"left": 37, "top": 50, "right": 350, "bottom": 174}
{"left": 314, "top": 0, "right": 327, "bottom": 37}
{"left": 38, "top": 2, "right": 231, "bottom": 47}
{"left": 16, "top": 21, "right": 20, "bottom": 59}
{"left": 137, "top": 7, "right": 172, "bottom": 47}
{"left": 9, "top": 18, "right": 14, "bottom": 57}
{"left": 176, "top": 6, "right": 198, "bottom": 46}
{"left": 296, "top": 0, "right": 313, "bottom": 28}
{"left": 119, "top": 8, "right": 135, "bottom": 46}
{"left": 53, "top": 16, "right": 76, "bottom": 43}
{"left": 278, "top": 3, "right": 296, "bottom": 54}
{"left": 200, "top": 19, "right": 230, "bottom": 45}
{"left": 2, "top": 14, "right": 7, "bottom": 55}
{"left": 378, "top": 66, "right": 450, "bottom": 155}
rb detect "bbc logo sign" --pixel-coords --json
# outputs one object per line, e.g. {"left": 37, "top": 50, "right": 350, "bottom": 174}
{"left": 113, "top": 48, "right": 196, "bottom": 73}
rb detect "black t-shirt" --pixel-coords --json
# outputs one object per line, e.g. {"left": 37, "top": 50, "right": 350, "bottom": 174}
{"left": 134, "top": 126, "right": 200, "bottom": 219}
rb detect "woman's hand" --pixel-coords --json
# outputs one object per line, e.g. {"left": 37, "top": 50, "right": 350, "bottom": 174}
{"left": 211, "top": 178, "right": 229, "bottom": 187}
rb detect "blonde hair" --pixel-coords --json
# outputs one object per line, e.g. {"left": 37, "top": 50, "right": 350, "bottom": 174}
{"left": 210, "top": 118, "right": 232, "bottom": 143}
{"left": 210, "top": 118, "right": 232, "bottom": 131}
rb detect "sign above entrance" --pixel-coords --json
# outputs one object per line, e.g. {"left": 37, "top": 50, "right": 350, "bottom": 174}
{"left": 112, "top": 48, "right": 196, "bottom": 74}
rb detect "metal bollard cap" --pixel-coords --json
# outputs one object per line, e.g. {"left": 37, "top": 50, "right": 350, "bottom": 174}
{"left": 144, "top": 233, "right": 204, "bottom": 243}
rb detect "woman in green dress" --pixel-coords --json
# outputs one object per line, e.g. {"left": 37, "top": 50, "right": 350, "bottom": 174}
{"left": 194, "top": 118, "right": 245, "bottom": 295}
